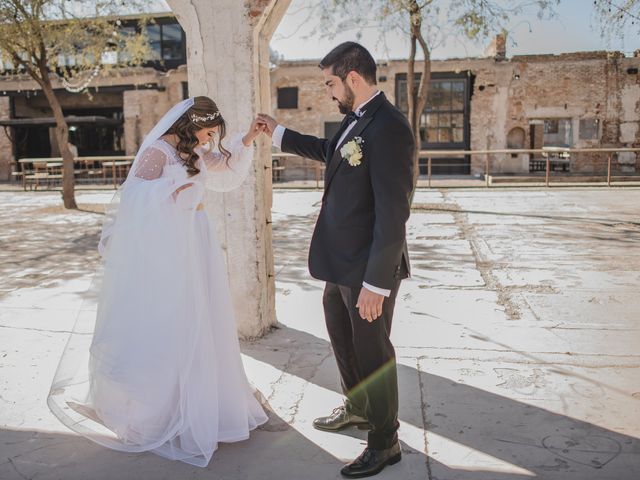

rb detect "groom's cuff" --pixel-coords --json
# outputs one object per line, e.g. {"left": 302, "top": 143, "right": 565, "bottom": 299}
{"left": 272, "top": 125, "right": 286, "bottom": 149}
{"left": 362, "top": 282, "right": 391, "bottom": 297}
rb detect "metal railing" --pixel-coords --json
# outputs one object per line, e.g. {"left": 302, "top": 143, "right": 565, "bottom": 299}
{"left": 271, "top": 152, "right": 325, "bottom": 188}
{"left": 11, "top": 147, "right": 640, "bottom": 190}
{"left": 420, "top": 147, "right": 640, "bottom": 188}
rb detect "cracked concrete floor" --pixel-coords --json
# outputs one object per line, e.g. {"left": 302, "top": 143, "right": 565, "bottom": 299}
{"left": 1, "top": 188, "right": 639, "bottom": 479}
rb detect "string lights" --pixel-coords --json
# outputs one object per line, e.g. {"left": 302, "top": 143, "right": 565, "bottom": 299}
{"left": 61, "top": 64, "right": 101, "bottom": 93}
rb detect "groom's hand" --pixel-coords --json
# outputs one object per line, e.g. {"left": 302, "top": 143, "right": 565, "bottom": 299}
{"left": 257, "top": 113, "right": 278, "bottom": 137}
{"left": 356, "top": 288, "right": 384, "bottom": 322}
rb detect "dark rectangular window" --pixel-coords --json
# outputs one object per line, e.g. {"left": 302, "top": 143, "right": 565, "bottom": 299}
{"left": 161, "top": 23, "right": 183, "bottom": 60}
{"left": 544, "top": 119, "right": 559, "bottom": 134}
{"left": 146, "top": 24, "right": 162, "bottom": 61}
{"left": 579, "top": 118, "right": 599, "bottom": 140}
{"left": 277, "top": 87, "right": 298, "bottom": 109}
{"left": 141, "top": 19, "right": 186, "bottom": 69}
{"left": 324, "top": 121, "right": 342, "bottom": 139}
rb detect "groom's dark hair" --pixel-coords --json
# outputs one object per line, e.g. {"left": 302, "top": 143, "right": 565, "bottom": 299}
{"left": 319, "top": 42, "right": 377, "bottom": 85}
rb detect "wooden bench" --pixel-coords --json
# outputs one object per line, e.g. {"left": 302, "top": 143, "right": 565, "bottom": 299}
{"left": 16, "top": 156, "right": 133, "bottom": 189}
{"left": 20, "top": 161, "right": 62, "bottom": 190}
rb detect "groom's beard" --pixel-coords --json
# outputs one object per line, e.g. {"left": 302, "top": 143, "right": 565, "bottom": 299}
{"left": 334, "top": 84, "right": 356, "bottom": 114}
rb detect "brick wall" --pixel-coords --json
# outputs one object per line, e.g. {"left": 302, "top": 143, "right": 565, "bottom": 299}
{"left": 270, "top": 51, "right": 640, "bottom": 178}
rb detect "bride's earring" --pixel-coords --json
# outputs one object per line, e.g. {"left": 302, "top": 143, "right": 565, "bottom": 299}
{"left": 203, "top": 140, "right": 213, "bottom": 154}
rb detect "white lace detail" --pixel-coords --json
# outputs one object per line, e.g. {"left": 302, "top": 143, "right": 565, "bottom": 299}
{"left": 133, "top": 147, "right": 168, "bottom": 180}
{"left": 134, "top": 136, "right": 251, "bottom": 194}
{"left": 154, "top": 139, "right": 185, "bottom": 166}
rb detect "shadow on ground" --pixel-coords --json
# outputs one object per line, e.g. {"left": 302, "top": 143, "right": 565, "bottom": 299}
{"left": 243, "top": 324, "right": 640, "bottom": 479}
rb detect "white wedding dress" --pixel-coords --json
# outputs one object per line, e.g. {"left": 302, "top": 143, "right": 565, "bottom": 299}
{"left": 47, "top": 132, "right": 268, "bottom": 467}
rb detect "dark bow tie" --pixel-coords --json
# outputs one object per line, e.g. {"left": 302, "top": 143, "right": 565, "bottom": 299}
{"left": 345, "top": 111, "right": 359, "bottom": 124}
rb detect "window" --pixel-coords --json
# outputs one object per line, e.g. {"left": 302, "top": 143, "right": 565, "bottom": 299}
{"left": 146, "top": 24, "right": 162, "bottom": 61}
{"left": 396, "top": 72, "right": 471, "bottom": 175}
{"left": 142, "top": 20, "right": 186, "bottom": 67}
{"left": 542, "top": 118, "right": 572, "bottom": 147}
{"left": 579, "top": 119, "right": 599, "bottom": 140}
{"left": 161, "top": 23, "right": 183, "bottom": 61}
{"left": 396, "top": 75, "right": 468, "bottom": 147}
{"left": 529, "top": 119, "right": 573, "bottom": 149}
{"left": 114, "top": 25, "right": 137, "bottom": 64}
{"left": 422, "top": 81, "right": 466, "bottom": 145}
{"left": 277, "top": 87, "right": 298, "bottom": 109}
{"left": 544, "top": 119, "right": 559, "bottom": 134}
{"left": 324, "top": 121, "right": 342, "bottom": 139}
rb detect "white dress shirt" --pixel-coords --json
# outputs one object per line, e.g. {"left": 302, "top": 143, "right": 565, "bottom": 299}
{"left": 272, "top": 90, "right": 392, "bottom": 297}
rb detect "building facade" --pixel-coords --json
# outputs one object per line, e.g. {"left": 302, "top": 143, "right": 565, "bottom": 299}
{"left": 271, "top": 49, "right": 640, "bottom": 178}
{"left": 1, "top": 19, "right": 638, "bottom": 181}
{"left": 0, "top": 14, "right": 189, "bottom": 181}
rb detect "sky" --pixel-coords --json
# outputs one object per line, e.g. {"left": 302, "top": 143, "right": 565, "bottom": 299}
{"left": 270, "top": 0, "right": 639, "bottom": 61}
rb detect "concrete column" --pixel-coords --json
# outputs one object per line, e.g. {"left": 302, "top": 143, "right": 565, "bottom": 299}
{"left": 166, "top": 0, "right": 291, "bottom": 338}
{"left": 0, "top": 97, "right": 13, "bottom": 180}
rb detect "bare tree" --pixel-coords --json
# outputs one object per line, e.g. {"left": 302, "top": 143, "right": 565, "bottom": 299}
{"left": 0, "top": 0, "right": 153, "bottom": 208}
{"left": 301, "top": 0, "right": 559, "bottom": 190}
{"left": 593, "top": 0, "right": 640, "bottom": 43}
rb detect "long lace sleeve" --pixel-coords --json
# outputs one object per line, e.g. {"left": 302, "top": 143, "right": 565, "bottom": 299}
{"left": 134, "top": 147, "right": 168, "bottom": 180}
{"left": 199, "top": 133, "right": 253, "bottom": 192}
{"left": 130, "top": 144, "right": 200, "bottom": 210}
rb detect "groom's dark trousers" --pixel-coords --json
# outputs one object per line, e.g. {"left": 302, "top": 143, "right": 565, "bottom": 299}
{"left": 280, "top": 92, "right": 415, "bottom": 450}
{"left": 323, "top": 280, "right": 401, "bottom": 449}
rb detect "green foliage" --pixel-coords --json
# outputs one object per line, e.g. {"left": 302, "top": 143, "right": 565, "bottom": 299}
{"left": 0, "top": 0, "right": 153, "bottom": 86}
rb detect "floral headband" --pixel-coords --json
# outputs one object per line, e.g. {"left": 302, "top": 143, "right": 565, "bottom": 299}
{"left": 189, "top": 111, "right": 221, "bottom": 123}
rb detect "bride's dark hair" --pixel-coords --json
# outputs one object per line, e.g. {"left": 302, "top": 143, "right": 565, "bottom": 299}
{"left": 163, "top": 96, "right": 231, "bottom": 177}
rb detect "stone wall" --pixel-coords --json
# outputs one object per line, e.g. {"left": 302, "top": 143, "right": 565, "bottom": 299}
{"left": 270, "top": 51, "right": 640, "bottom": 178}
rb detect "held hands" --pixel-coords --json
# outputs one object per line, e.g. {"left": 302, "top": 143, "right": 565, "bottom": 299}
{"left": 257, "top": 114, "right": 278, "bottom": 137}
{"left": 356, "top": 288, "right": 385, "bottom": 322}
{"left": 243, "top": 118, "right": 267, "bottom": 146}
{"left": 243, "top": 115, "right": 278, "bottom": 145}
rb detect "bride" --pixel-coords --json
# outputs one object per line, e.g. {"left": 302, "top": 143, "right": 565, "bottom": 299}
{"left": 47, "top": 96, "right": 269, "bottom": 467}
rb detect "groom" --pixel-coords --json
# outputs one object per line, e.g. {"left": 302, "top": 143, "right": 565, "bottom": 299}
{"left": 259, "top": 41, "right": 414, "bottom": 478}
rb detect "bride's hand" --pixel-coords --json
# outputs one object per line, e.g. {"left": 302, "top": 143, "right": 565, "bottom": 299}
{"left": 172, "top": 183, "right": 193, "bottom": 201}
{"left": 242, "top": 118, "right": 267, "bottom": 146}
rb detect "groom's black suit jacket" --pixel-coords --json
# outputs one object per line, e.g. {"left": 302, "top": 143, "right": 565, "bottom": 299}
{"left": 281, "top": 92, "right": 414, "bottom": 290}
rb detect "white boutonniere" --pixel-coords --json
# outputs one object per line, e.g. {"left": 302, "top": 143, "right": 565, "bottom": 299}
{"left": 340, "top": 136, "right": 364, "bottom": 167}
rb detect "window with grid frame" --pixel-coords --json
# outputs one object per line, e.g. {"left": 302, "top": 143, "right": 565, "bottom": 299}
{"left": 395, "top": 74, "right": 468, "bottom": 148}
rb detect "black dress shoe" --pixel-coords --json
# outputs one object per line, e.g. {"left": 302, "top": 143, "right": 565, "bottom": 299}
{"left": 313, "top": 406, "right": 370, "bottom": 432}
{"left": 340, "top": 442, "right": 401, "bottom": 478}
